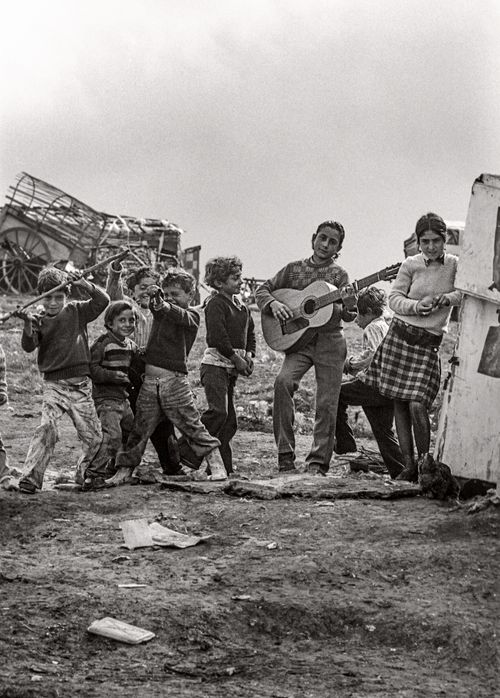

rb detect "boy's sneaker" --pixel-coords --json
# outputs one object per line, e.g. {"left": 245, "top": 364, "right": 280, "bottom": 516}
{"left": 18, "top": 480, "right": 37, "bottom": 495}
{"left": 81, "top": 476, "right": 110, "bottom": 492}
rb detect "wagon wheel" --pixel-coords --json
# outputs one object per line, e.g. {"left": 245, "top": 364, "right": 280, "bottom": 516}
{"left": 0, "top": 227, "right": 50, "bottom": 294}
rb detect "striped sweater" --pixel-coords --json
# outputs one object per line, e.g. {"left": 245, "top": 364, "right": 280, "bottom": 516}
{"left": 90, "top": 331, "right": 137, "bottom": 401}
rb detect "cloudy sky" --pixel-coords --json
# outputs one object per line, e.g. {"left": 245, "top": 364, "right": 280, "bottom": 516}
{"left": 1, "top": 0, "right": 498, "bottom": 281}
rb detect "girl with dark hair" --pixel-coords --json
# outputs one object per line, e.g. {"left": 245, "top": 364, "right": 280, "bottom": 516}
{"left": 364, "top": 213, "right": 462, "bottom": 481}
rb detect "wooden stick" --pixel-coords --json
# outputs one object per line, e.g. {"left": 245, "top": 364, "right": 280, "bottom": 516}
{"left": 0, "top": 248, "right": 131, "bottom": 323}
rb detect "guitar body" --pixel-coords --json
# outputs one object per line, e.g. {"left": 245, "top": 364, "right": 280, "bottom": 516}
{"left": 261, "top": 280, "right": 338, "bottom": 352}
{"left": 260, "top": 263, "right": 402, "bottom": 353}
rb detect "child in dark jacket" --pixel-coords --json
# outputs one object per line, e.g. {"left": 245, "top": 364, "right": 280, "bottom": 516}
{"left": 107, "top": 267, "right": 227, "bottom": 486}
{"left": 179, "top": 256, "right": 256, "bottom": 475}
{"left": 90, "top": 301, "right": 138, "bottom": 477}
{"left": 14, "top": 267, "right": 110, "bottom": 493}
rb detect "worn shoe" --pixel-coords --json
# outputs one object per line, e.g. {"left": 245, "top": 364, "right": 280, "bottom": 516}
{"left": 0, "top": 475, "right": 19, "bottom": 491}
{"left": 81, "top": 476, "right": 111, "bottom": 492}
{"left": 278, "top": 453, "right": 297, "bottom": 473}
{"left": 306, "top": 463, "right": 328, "bottom": 476}
{"left": 205, "top": 450, "right": 228, "bottom": 481}
{"left": 18, "top": 480, "right": 37, "bottom": 495}
{"left": 395, "top": 463, "right": 418, "bottom": 483}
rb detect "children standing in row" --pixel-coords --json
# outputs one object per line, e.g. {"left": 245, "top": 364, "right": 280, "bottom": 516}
{"left": 179, "top": 256, "right": 256, "bottom": 476}
{"left": 13, "top": 268, "right": 110, "bottom": 493}
{"left": 107, "top": 267, "right": 227, "bottom": 486}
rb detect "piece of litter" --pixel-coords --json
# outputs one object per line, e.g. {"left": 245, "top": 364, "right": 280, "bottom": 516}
{"left": 120, "top": 519, "right": 154, "bottom": 550}
{"left": 149, "top": 522, "right": 211, "bottom": 548}
{"left": 111, "top": 555, "right": 131, "bottom": 563}
{"left": 315, "top": 501, "right": 335, "bottom": 507}
{"left": 266, "top": 542, "right": 278, "bottom": 550}
{"left": 87, "top": 617, "right": 155, "bottom": 644}
{"left": 365, "top": 625, "right": 376, "bottom": 632}
{"left": 232, "top": 594, "right": 253, "bottom": 601}
{"left": 118, "top": 583, "right": 147, "bottom": 588}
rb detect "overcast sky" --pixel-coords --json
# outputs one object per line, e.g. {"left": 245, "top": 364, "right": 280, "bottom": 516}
{"left": 1, "top": 0, "right": 499, "bottom": 281}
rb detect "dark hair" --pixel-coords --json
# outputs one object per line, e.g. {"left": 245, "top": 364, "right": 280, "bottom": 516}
{"left": 37, "top": 266, "right": 69, "bottom": 294}
{"left": 415, "top": 212, "right": 446, "bottom": 241}
{"left": 356, "top": 287, "right": 386, "bottom": 317}
{"left": 204, "top": 256, "right": 242, "bottom": 288}
{"left": 104, "top": 300, "right": 136, "bottom": 329}
{"left": 126, "top": 266, "right": 160, "bottom": 291}
{"left": 312, "top": 220, "right": 345, "bottom": 255}
{"left": 162, "top": 267, "right": 196, "bottom": 294}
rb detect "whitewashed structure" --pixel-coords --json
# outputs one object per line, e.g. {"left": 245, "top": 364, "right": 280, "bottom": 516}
{"left": 435, "top": 174, "right": 500, "bottom": 484}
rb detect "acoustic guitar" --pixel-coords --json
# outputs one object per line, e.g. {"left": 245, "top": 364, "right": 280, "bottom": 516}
{"left": 261, "top": 263, "right": 401, "bottom": 352}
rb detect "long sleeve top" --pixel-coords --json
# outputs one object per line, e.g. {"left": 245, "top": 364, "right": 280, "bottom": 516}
{"left": 255, "top": 257, "right": 355, "bottom": 350}
{"left": 345, "top": 316, "right": 390, "bottom": 380}
{"left": 389, "top": 253, "right": 462, "bottom": 335}
{"left": 145, "top": 301, "right": 200, "bottom": 374}
{"left": 21, "top": 283, "right": 110, "bottom": 381}
{"left": 202, "top": 293, "right": 256, "bottom": 368}
{"left": 106, "top": 264, "right": 153, "bottom": 350}
{"left": 90, "top": 331, "right": 137, "bottom": 401}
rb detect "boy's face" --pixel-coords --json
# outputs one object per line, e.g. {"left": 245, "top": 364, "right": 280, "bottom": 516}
{"left": 163, "top": 283, "right": 193, "bottom": 309}
{"left": 217, "top": 271, "right": 243, "bottom": 297}
{"left": 41, "top": 291, "right": 67, "bottom": 317}
{"left": 109, "top": 309, "right": 136, "bottom": 340}
{"left": 132, "top": 275, "right": 156, "bottom": 309}
{"left": 355, "top": 310, "right": 376, "bottom": 329}
{"left": 311, "top": 227, "right": 342, "bottom": 263}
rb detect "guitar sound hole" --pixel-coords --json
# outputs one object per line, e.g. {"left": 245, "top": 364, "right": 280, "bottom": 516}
{"left": 303, "top": 298, "right": 317, "bottom": 316}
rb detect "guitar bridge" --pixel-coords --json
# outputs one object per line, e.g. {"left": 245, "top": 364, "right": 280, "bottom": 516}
{"left": 281, "top": 317, "right": 309, "bottom": 335}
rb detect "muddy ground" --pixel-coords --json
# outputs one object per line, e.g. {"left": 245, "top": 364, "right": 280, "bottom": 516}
{"left": 0, "top": 305, "right": 498, "bottom": 697}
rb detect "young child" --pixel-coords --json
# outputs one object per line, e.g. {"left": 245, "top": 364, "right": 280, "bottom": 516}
{"left": 107, "top": 267, "right": 227, "bottom": 485}
{"left": 14, "top": 267, "right": 110, "bottom": 493}
{"left": 0, "top": 343, "right": 16, "bottom": 491}
{"left": 90, "top": 300, "right": 137, "bottom": 477}
{"left": 106, "top": 261, "right": 180, "bottom": 474}
{"left": 335, "top": 287, "right": 404, "bottom": 478}
{"left": 179, "top": 256, "right": 256, "bottom": 475}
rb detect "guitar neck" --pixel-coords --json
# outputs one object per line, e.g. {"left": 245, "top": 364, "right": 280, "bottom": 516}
{"left": 316, "top": 271, "right": 388, "bottom": 310}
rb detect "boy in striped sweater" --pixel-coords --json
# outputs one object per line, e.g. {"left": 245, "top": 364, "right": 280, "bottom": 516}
{"left": 90, "top": 301, "right": 138, "bottom": 478}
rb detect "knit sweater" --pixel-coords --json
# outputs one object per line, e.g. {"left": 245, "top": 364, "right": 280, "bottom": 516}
{"left": 90, "top": 331, "right": 137, "bottom": 401}
{"left": 0, "top": 345, "right": 7, "bottom": 406}
{"left": 21, "top": 284, "right": 110, "bottom": 381}
{"left": 255, "top": 257, "right": 354, "bottom": 349}
{"left": 389, "top": 253, "right": 462, "bottom": 335}
{"left": 145, "top": 301, "right": 200, "bottom": 374}
{"left": 203, "top": 293, "right": 256, "bottom": 361}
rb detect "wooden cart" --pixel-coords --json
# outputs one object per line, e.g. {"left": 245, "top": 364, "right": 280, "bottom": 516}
{"left": 0, "top": 172, "right": 200, "bottom": 294}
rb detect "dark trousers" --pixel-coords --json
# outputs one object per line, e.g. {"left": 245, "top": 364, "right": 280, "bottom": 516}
{"left": 179, "top": 364, "right": 237, "bottom": 474}
{"left": 335, "top": 378, "right": 404, "bottom": 478}
{"left": 128, "top": 355, "right": 177, "bottom": 474}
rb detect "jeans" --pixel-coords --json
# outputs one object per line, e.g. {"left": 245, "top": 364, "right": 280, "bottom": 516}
{"left": 116, "top": 372, "right": 220, "bottom": 470}
{"left": 95, "top": 398, "right": 135, "bottom": 475}
{"left": 19, "top": 377, "right": 105, "bottom": 489}
{"left": 273, "top": 331, "right": 346, "bottom": 471}
{"left": 179, "top": 364, "right": 237, "bottom": 474}
{"left": 335, "top": 378, "right": 404, "bottom": 478}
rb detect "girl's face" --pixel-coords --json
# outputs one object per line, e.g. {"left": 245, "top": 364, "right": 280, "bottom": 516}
{"left": 109, "top": 309, "right": 136, "bottom": 340}
{"left": 217, "top": 271, "right": 243, "bottom": 298}
{"left": 132, "top": 275, "right": 156, "bottom": 308}
{"left": 419, "top": 231, "right": 445, "bottom": 260}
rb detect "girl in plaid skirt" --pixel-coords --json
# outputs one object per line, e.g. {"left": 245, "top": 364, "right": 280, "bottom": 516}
{"left": 365, "top": 213, "right": 462, "bottom": 481}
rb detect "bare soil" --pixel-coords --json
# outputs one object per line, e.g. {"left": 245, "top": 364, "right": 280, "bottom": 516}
{"left": 0, "top": 305, "right": 498, "bottom": 697}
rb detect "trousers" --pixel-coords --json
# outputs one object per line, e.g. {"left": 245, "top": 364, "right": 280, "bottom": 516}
{"left": 273, "top": 331, "right": 346, "bottom": 471}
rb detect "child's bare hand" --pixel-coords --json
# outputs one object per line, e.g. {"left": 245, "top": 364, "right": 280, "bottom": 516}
{"left": 432, "top": 294, "right": 450, "bottom": 308}
{"left": 232, "top": 354, "right": 251, "bottom": 376}
{"left": 114, "top": 371, "right": 130, "bottom": 384}
{"left": 13, "top": 308, "right": 34, "bottom": 322}
{"left": 416, "top": 296, "right": 435, "bottom": 316}
{"left": 145, "top": 285, "right": 163, "bottom": 298}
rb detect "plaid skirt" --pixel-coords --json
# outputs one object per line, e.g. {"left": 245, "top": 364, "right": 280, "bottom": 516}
{"left": 364, "top": 319, "right": 441, "bottom": 409}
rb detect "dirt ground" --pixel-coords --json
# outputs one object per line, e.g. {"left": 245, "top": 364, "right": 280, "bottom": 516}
{"left": 0, "top": 301, "right": 498, "bottom": 698}
{"left": 0, "top": 393, "right": 498, "bottom": 698}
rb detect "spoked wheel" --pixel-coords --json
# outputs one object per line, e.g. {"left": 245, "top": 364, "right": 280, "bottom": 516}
{"left": 0, "top": 227, "right": 50, "bottom": 294}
